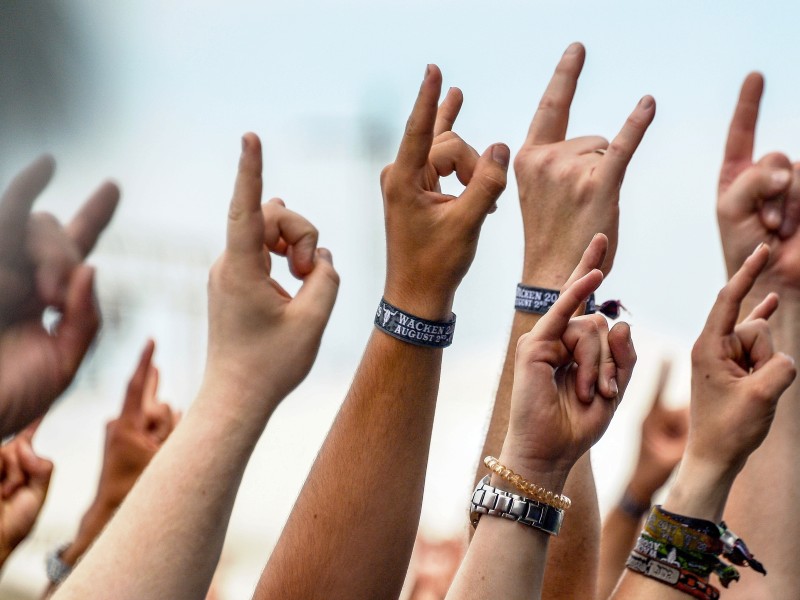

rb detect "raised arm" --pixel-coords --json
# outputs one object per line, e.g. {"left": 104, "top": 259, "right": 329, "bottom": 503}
{"left": 43, "top": 340, "right": 178, "bottom": 596}
{"left": 53, "top": 133, "right": 339, "bottom": 600}
{"left": 714, "top": 72, "right": 800, "bottom": 598}
{"left": 597, "top": 362, "right": 688, "bottom": 599}
{"left": 613, "top": 243, "right": 796, "bottom": 598}
{"left": 450, "top": 236, "right": 637, "bottom": 600}
{"left": 0, "top": 157, "right": 119, "bottom": 436}
{"left": 475, "top": 42, "right": 655, "bottom": 599}
{"left": 255, "top": 65, "right": 509, "bottom": 599}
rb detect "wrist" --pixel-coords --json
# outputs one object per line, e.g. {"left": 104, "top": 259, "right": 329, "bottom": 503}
{"left": 663, "top": 454, "right": 736, "bottom": 522}
{"left": 520, "top": 261, "right": 575, "bottom": 290}
{"left": 495, "top": 448, "right": 570, "bottom": 496}
{"left": 61, "top": 500, "right": 116, "bottom": 566}
{"left": 382, "top": 282, "right": 454, "bottom": 321}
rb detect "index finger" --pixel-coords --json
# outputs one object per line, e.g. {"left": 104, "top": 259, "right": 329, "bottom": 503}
{"left": 650, "top": 359, "right": 671, "bottom": 409}
{"left": 0, "top": 155, "right": 55, "bottom": 256}
{"left": 395, "top": 64, "right": 443, "bottom": 172}
{"left": 561, "top": 233, "right": 609, "bottom": 293}
{"left": 722, "top": 73, "right": 763, "bottom": 170}
{"left": 66, "top": 181, "right": 120, "bottom": 257}
{"left": 121, "top": 339, "right": 156, "bottom": 419}
{"left": 227, "top": 132, "right": 266, "bottom": 262}
{"left": 433, "top": 87, "right": 464, "bottom": 137}
{"left": 525, "top": 43, "right": 585, "bottom": 146}
{"left": 703, "top": 242, "right": 770, "bottom": 336}
{"left": 18, "top": 417, "right": 44, "bottom": 443}
{"left": 533, "top": 269, "right": 604, "bottom": 341}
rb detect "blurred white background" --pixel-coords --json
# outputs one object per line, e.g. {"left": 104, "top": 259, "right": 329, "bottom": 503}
{"left": 2, "top": 1, "right": 800, "bottom": 597}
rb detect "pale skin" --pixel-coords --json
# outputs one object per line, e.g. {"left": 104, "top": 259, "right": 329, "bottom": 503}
{"left": 474, "top": 42, "right": 655, "bottom": 599}
{"left": 0, "top": 420, "right": 52, "bottom": 570}
{"left": 449, "top": 236, "right": 637, "bottom": 600}
{"left": 714, "top": 72, "right": 800, "bottom": 598}
{"left": 43, "top": 339, "right": 178, "bottom": 597}
{"left": 53, "top": 133, "right": 340, "bottom": 600}
{"left": 597, "top": 361, "right": 688, "bottom": 600}
{"left": 0, "top": 156, "right": 119, "bottom": 437}
{"left": 255, "top": 64, "right": 508, "bottom": 600}
{"left": 612, "top": 244, "right": 796, "bottom": 598}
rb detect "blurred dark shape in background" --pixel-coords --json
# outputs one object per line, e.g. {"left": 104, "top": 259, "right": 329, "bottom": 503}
{"left": 0, "top": 2, "right": 96, "bottom": 148}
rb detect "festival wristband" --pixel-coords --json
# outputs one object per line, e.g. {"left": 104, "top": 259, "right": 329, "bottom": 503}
{"left": 626, "top": 551, "right": 720, "bottom": 600}
{"left": 645, "top": 505, "right": 722, "bottom": 555}
{"left": 515, "top": 284, "right": 626, "bottom": 318}
{"left": 374, "top": 298, "right": 455, "bottom": 348}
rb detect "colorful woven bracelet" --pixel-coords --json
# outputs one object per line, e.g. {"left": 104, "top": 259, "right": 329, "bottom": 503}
{"left": 626, "top": 550, "right": 720, "bottom": 600}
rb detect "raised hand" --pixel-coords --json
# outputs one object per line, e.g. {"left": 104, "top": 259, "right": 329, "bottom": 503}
{"left": 95, "top": 339, "right": 178, "bottom": 509}
{"left": 204, "top": 133, "right": 339, "bottom": 408}
{"left": 687, "top": 243, "right": 795, "bottom": 479}
{"left": 501, "top": 234, "right": 637, "bottom": 484}
{"left": 717, "top": 73, "right": 800, "bottom": 288}
{"left": 380, "top": 65, "right": 509, "bottom": 319}
{"left": 627, "top": 362, "right": 689, "bottom": 503}
{"left": 0, "top": 420, "right": 53, "bottom": 566}
{"left": 515, "top": 43, "right": 655, "bottom": 286}
{"left": 0, "top": 156, "right": 119, "bottom": 436}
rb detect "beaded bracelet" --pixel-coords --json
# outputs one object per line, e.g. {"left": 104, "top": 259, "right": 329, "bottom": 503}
{"left": 483, "top": 456, "right": 571, "bottom": 511}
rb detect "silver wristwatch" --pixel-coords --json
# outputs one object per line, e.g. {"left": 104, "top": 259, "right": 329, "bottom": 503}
{"left": 470, "top": 475, "right": 564, "bottom": 536}
{"left": 46, "top": 543, "right": 73, "bottom": 585}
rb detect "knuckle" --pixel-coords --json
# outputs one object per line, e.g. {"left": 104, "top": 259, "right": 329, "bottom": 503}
{"left": 532, "top": 148, "right": 559, "bottom": 171}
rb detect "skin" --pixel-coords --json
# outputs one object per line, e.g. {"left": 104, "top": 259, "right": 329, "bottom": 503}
{"left": 474, "top": 42, "right": 655, "bottom": 600}
{"left": 714, "top": 72, "right": 800, "bottom": 598}
{"left": 597, "top": 361, "right": 688, "bottom": 599}
{"left": 0, "top": 420, "right": 52, "bottom": 570}
{"left": 449, "top": 237, "right": 637, "bottom": 600}
{"left": 42, "top": 340, "right": 178, "bottom": 597}
{"left": 53, "top": 133, "right": 339, "bottom": 600}
{"left": 611, "top": 244, "right": 796, "bottom": 598}
{"left": 254, "top": 65, "right": 508, "bottom": 600}
{"left": 0, "top": 156, "right": 119, "bottom": 437}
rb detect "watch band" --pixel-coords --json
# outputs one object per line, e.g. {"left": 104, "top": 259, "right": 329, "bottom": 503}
{"left": 469, "top": 475, "right": 563, "bottom": 536}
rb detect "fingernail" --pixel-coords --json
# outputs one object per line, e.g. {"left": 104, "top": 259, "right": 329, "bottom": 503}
{"left": 766, "top": 208, "right": 782, "bottom": 229}
{"left": 639, "top": 95, "right": 654, "bottom": 109}
{"left": 241, "top": 136, "right": 248, "bottom": 152}
{"left": 492, "top": 144, "right": 510, "bottom": 168}
{"left": 424, "top": 64, "right": 431, "bottom": 79}
{"left": 588, "top": 384, "right": 596, "bottom": 398}
{"left": 772, "top": 170, "right": 791, "bottom": 186}
{"left": 317, "top": 248, "right": 333, "bottom": 265}
{"left": 565, "top": 43, "right": 580, "bottom": 55}
{"left": 609, "top": 377, "right": 619, "bottom": 396}
{"left": 754, "top": 241, "right": 767, "bottom": 254}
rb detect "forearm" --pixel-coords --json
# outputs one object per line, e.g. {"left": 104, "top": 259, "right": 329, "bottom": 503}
{"left": 723, "top": 293, "right": 800, "bottom": 596}
{"left": 475, "top": 302, "right": 600, "bottom": 599}
{"left": 609, "top": 459, "right": 734, "bottom": 599}
{"left": 54, "top": 382, "right": 273, "bottom": 600}
{"left": 450, "top": 466, "right": 569, "bottom": 600}
{"left": 598, "top": 476, "right": 664, "bottom": 598}
{"left": 256, "top": 329, "right": 445, "bottom": 599}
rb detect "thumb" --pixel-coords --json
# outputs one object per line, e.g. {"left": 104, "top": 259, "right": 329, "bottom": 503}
{"left": 54, "top": 265, "right": 100, "bottom": 387}
{"left": 457, "top": 143, "right": 509, "bottom": 221}
{"left": 292, "top": 248, "right": 340, "bottom": 331}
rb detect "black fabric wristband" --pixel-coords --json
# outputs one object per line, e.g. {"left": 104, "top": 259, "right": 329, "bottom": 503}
{"left": 374, "top": 297, "right": 455, "bottom": 348}
{"left": 515, "top": 283, "right": 596, "bottom": 315}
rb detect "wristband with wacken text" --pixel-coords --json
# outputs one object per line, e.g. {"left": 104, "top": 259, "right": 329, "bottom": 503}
{"left": 515, "top": 284, "right": 627, "bottom": 318}
{"left": 374, "top": 298, "right": 456, "bottom": 348}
